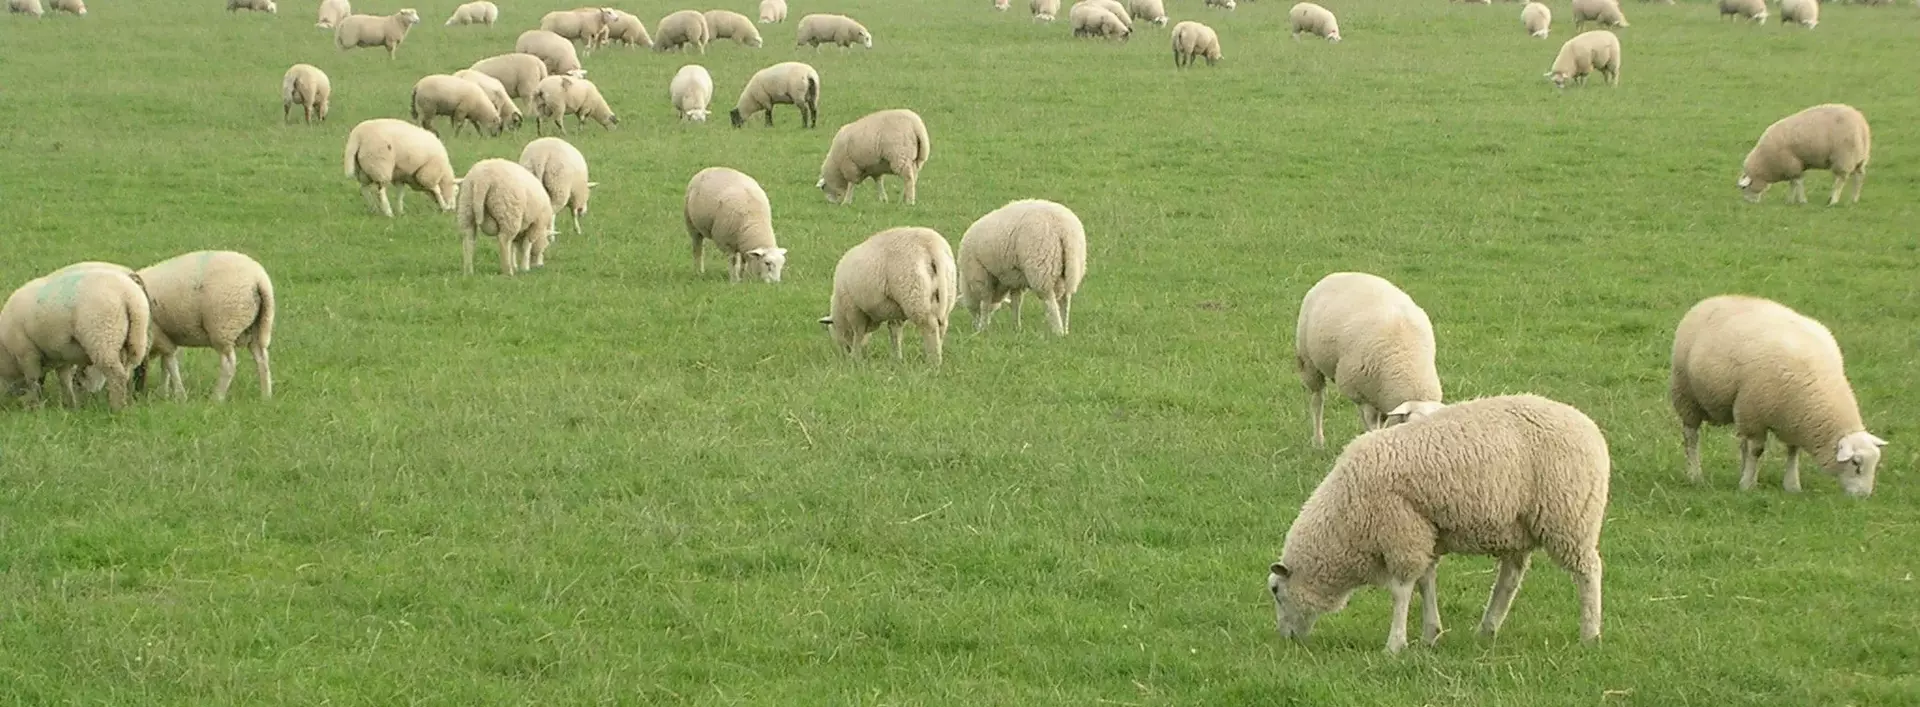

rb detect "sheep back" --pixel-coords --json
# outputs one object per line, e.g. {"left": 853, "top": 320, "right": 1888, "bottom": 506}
{"left": 412, "top": 74, "right": 503, "bottom": 135}
{"left": 1740, "top": 104, "right": 1870, "bottom": 189}
{"left": 135, "top": 251, "right": 274, "bottom": 357}
{"left": 705, "top": 10, "right": 764, "bottom": 46}
{"left": 796, "top": 14, "right": 872, "bottom": 48}
{"left": 1294, "top": 271, "right": 1443, "bottom": 416}
{"left": 818, "top": 108, "right": 931, "bottom": 203}
{"left": 1289, "top": 2, "right": 1340, "bottom": 41}
{"left": 518, "top": 137, "right": 592, "bottom": 218}
{"left": 1171, "top": 21, "right": 1222, "bottom": 65}
{"left": 607, "top": 11, "right": 654, "bottom": 47}
{"left": 444, "top": 1, "right": 497, "bottom": 26}
{"left": 1670, "top": 295, "right": 1867, "bottom": 463}
{"left": 343, "top": 118, "right": 458, "bottom": 207}
{"left": 470, "top": 53, "right": 551, "bottom": 98}
{"left": 685, "top": 167, "right": 778, "bottom": 256}
{"left": 825, "top": 227, "right": 958, "bottom": 358}
{"left": 657, "top": 10, "right": 711, "bottom": 52}
{"left": 516, "top": 29, "right": 586, "bottom": 76}
{"left": 957, "top": 199, "right": 1087, "bottom": 317}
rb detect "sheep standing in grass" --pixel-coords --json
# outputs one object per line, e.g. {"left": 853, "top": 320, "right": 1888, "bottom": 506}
{"left": 656, "top": 10, "right": 712, "bottom": 53}
{"left": 1070, "top": 3, "right": 1131, "bottom": 40}
{"left": 470, "top": 53, "right": 554, "bottom": 99}
{"left": 0, "top": 266, "right": 150, "bottom": 412}
{"left": 315, "top": 0, "right": 348, "bottom": 27}
{"left": 412, "top": 74, "right": 504, "bottom": 137}
{"left": 683, "top": 167, "right": 789, "bottom": 284}
{"left": 343, "top": 118, "right": 459, "bottom": 218}
{"left": 1268, "top": 394, "right": 1609, "bottom": 654}
{"left": 1129, "top": 0, "right": 1169, "bottom": 25}
{"left": 531, "top": 75, "right": 619, "bottom": 135}
{"left": 817, "top": 108, "right": 931, "bottom": 206}
{"left": 517, "top": 29, "right": 589, "bottom": 77}
{"left": 228, "top": 0, "right": 276, "bottom": 14}
{"left": 819, "top": 227, "right": 957, "bottom": 366}
{"left": 760, "top": 0, "right": 787, "bottom": 23}
{"left": 670, "top": 64, "right": 714, "bottom": 121}
{"left": 335, "top": 9, "right": 421, "bottom": 58}
{"left": 1545, "top": 30, "right": 1620, "bottom": 88}
{"left": 1670, "top": 295, "right": 1886, "bottom": 497}
{"left": 132, "top": 251, "right": 275, "bottom": 402}
{"left": 706, "top": 10, "right": 764, "bottom": 46}
{"left": 453, "top": 69, "right": 523, "bottom": 132}
{"left": 1570, "top": 0, "right": 1627, "bottom": 30}
{"left": 444, "top": 1, "right": 496, "bottom": 26}
{"left": 607, "top": 10, "right": 653, "bottom": 47}
{"left": 1780, "top": 0, "right": 1817, "bottom": 27}
{"left": 1290, "top": 3, "right": 1341, "bottom": 41}
{"left": 49, "top": 0, "right": 78, "bottom": 15}
{"left": 541, "top": 8, "right": 618, "bottom": 52}
{"left": 1738, "top": 104, "right": 1869, "bottom": 205}
{"left": 8, "top": 0, "right": 45, "bottom": 18}
{"left": 1033, "top": 0, "right": 1061, "bottom": 21}
{"left": 519, "top": 137, "right": 597, "bottom": 237}
{"left": 1205, "top": 0, "right": 1237, "bottom": 9}
{"left": 730, "top": 61, "right": 820, "bottom": 128}
{"left": 1718, "top": 0, "right": 1768, "bottom": 22}
{"left": 1522, "top": 2, "right": 1550, "bottom": 37}
{"left": 282, "top": 63, "right": 331, "bottom": 124}
{"left": 996, "top": 0, "right": 1011, "bottom": 9}
{"left": 796, "top": 14, "right": 873, "bottom": 48}
{"left": 456, "top": 159, "right": 557, "bottom": 276}
{"left": 1171, "top": 20, "right": 1223, "bottom": 67}
{"left": 1082, "top": 0, "right": 1134, "bottom": 26}
{"left": 957, "top": 199, "right": 1087, "bottom": 336}
{"left": 1295, "top": 272, "right": 1443, "bottom": 449}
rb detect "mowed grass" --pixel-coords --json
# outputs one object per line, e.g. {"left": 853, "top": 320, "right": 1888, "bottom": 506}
{"left": 2, "top": 0, "right": 1919, "bottom": 703}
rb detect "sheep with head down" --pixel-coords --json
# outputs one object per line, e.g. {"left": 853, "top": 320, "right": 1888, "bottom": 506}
{"left": 1737, "top": 103, "right": 1869, "bottom": 205}
{"left": 456, "top": 159, "right": 557, "bottom": 276}
{"left": 0, "top": 264, "right": 150, "bottom": 412}
{"left": 343, "top": 118, "right": 459, "bottom": 218}
{"left": 817, "top": 109, "right": 931, "bottom": 206}
{"left": 683, "top": 167, "right": 788, "bottom": 284}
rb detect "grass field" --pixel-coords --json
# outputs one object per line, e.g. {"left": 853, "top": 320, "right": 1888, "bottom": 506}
{"left": 3, "top": 0, "right": 1919, "bottom": 704}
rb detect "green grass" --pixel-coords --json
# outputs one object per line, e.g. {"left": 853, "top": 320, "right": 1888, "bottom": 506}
{"left": 3, "top": 0, "right": 1918, "bottom": 704}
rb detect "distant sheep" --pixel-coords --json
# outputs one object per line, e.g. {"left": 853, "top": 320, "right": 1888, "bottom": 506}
{"left": 444, "top": 1, "right": 496, "bottom": 26}
{"left": 334, "top": 9, "right": 421, "bottom": 58}
{"left": 796, "top": 13, "right": 872, "bottom": 48}
{"left": 730, "top": 61, "right": 820, "bottom": 128}
{"left": 453, "top": 69, "right": 524, "bottom": 132}
{"left": 1204, "top": 0, "right": 1236, "bottom": 9}
{"left": 1718, "top": 0, "right": 1767, "bottom": 22}
{"left": 957, "top": 199, "right": 1087, "bottom": 336}
{"left": 1569, "top": 0, "right": 1627, "bottom": 30}
{"left": 0, "top": 266, "right": 149, "bottom": 411}
{"left": 456, "top": 159, "right": 557, "bottom": 276}
{"left": 1070, "top": 3, "right": 1130, "bottom": 40}
{"left": 1032, "top": 0, "right": 1061, "bottom": 21}
{"left": 817, "top": 108, "right": 931, "bottom": 206}
{"left": 469, "top": 53, "right": 553, "bottom": 99}
{"left": 1295, "top": 271, "right": 1443, "bottom": 448}
{"left": 8, "top": 0, "right": 45, "bottom": 18}
{"left": 315, "top": 0, "right": 348, "bottom": 28}
{"left": 133, "top": 251, "right": 275, "bottom": 402}
{"left": 995, "top": 0, "right": 1011, "bottom": 9}
{"left": 1171, "top": 20, "right": 1222, "bottom": 67}
{"left": 49, "top": 0, "right": 79, "bottom": 15}
{"left": 411, "top": 74, "right": 504, "bottom": 137}
{"left": 517, "top": 29, "right": 588, "bottom": 77}
{"left": 1738, "top": 104, "right": 1869, "bottom": 205}
{"left": 760, "top": 0, "right": 787, "bottom": 23}
{"left": 706, "top": 10, "right": 764, "bottom": 46}
{"left": 1779, "top": 0, "right": 1817, "bottom": 27}
{"left": 1290, "top": 2, "right": 1341, "bottom": 42}
{"left": 228, "top": 0, "right": 276, "bottom": 14}
{"left": 819, "top": 227, "right": 958, "bottom": 366}
{"left": 656, "top": 9, "right": 711, "bottom": 53}
{"left": 1522, "top": 2, "right": 1550, "bottom": 37}
{"left": 541, "top": 7, "right": 618, "bottom": 52}
{"left": 1082, "top": 0, "right": 1133, "bottom": 26}
{"left": 683, "top": 167, "right": 789, "bottom": 284}
{"left": 606, "top": 10, "right": 653, "bottom": 47}
{"left": 1129, "top": 0, "right": 1169, "bottom": 25}
{"left": 1545, "top": 29, "right": 1620, "bottom": 88}
{"left": 343, "top": 118, "right": 458, "bottom": 218}
{"left": 531, "top": 75, "right": 619, "bottom": 135}
{"left": 670, "top": 64, "right": 714, "bottom": 121}
{"left": 519, "top": 137, "right": 597, "bottom": 236}
{"left": 281, "top": 63, "right": 331, "bottom": 124}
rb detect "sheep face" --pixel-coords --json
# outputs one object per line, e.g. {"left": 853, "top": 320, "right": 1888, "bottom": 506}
{"left": 858, "top": 29, "right": 873, "bottom": 48}
{"left": 744, "top": 247, "right": 788, "bottom": 283}
{"left": 817, "top": 176, "right": 847, "bottom": 204}
{"left": 398, "top": 8, "right": 420, "bottom": 26}
{"left": 1267, "top": 563, "right": 1326, "bottom": 641}
{"left": 598, "top": 8, "right": 616, "bottom": 25}
{"left": 685, "top": 109, "right": 710, "bottom": 122}
{"left": 1735, "top": 174, "right": 1767, "bottom": 202}
{"left": 1546, "top": 71, "right": 1570, "bottom": 89}
{"left": 1829, "top": 432, "right": 1886, "bottom": 498}
{"left": 265, "top": 0, "right": 277, "bottom": 12}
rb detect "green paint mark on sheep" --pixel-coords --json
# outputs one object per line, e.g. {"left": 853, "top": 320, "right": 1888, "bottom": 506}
{"left": 34, "top": 272, "right": 84, "bottom": 309}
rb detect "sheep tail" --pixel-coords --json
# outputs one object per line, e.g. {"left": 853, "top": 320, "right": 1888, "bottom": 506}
{"left": 251, "top": 274, "right": 276, "bottom": 351}
{"left": 409, "top": 85, "right": 420, "bottom": 122}
{"left": 121, "top": 275, "right": 151, "bottom": 369}
{"left": 804, "top": 73, "right": 819, "bottom": 111}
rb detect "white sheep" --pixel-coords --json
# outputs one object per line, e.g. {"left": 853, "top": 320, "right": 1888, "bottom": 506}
{"left": 656, "top": 10, "right": 712, "bottom": 54}
{"left": 729, "top": 61, "right": 820, "bottom": 129}
{"left": 343, "top": 118, "right": 459, "bottom": 218}
{"left": 1718, "top": 0, "right": 1767, "bottom": 22}
{"left": 1569, "top": 0, "right": 1628, "bottom": 30}
{"left": 1070, "top": 3, "right": 1131, "bottom": 41}
{"left": 516, "top": 29, "right": 588, "bottom": 77}
{"left": 796, "top": 14, "right": 872, "bottom": 49}
{"left": 1080, "top": 0, "right": 1134, "bottom": 27}
{"left": 469, "top": 53, "right": 554, "bottom": 100}
{"left": 1289, "top": 3, "right": 1341, "bottom": 42}
{"left": 1032, "top": 0, "right": 1061, "bottom": 21}
{"left": 1171, "top": 20, "right": 1223, "bottom": 67}
{"left": 670, "top": 64, "right": 714, "bottom": 122}
{"left": 411, "top": 74, "right": 505, "bottom": 137}
{"left": 705, "top": 10, "right": 764, "bottom": 47}
{"left": 995, "top": 0, "right": 1011, "bottom": 9}
{"left": 760, "top": 0, "right": 787, "bottom": 23}
{"left": 541, "top": 8, "right": 618, "bottom": 52}
{"left": 49, "top": 0, "right": 78, "bottom": 15}
{"left": 518, "top": 136, "right": 597, "bottom": 236}
{"left": 817, "top": 108, "right": 932, "bottom": 206}
{"left": 530, "top": 75, "right": 619, "bottom": 135}
{"left": 1204, "top": 0, "right": 1237, "bottom": 9}
{"left": 1381, "top": 400, "right": 1447, "bottom": 428}
{"left": 1294, "top": 271, "right": 1443, "bottom": 449}
{"left": 1545, "top": 30, "right": 1621, "bottom": 88}
{"left": 956, "top": 199, "right": 1087, "bottom": 336}
{"left": 1521, "top": 2, "right": 1550, "bottom": 37}
{"left": 334, "top": 9, "right": 421, "bottom": 59}
{"left": 455, "top": 158, "right": 557, "bottom": 276}
{"left": 1670, "top": 295, "right": 1886, "bottom": 497}
{"left": 1128, "top": 0, "right": 1169, "bottom": 25}
{"left": 315, "top": 0, "right": 348, "bottom": 28}
{"left": 0, "top": 265, "right": 150, "bottom": 411}
{"left": 227, "top": 0, "right": 276, "bottom": 14}
{"left": 1737, "top": 103, "right": 1869, "bottom": 205}
{"left": 132, "top": 251, "right": 275, "bottom": 402}
{"left": 8, "top": 0, "right": 45, "bottom": 18}
{"left": 443, "top": 1, "right": 496, "bottom": 26}
{"left": 281, "top": 63, "right": 331, "bottom": 124}
{"left": 819, "top": 227, "right": 958, "bottom": 366}
{"left": 1779, "top": 0, "right": 1818, "bottom": 27}
{"left": 1268, "top": 394, "right": 1609, "bottom": 654}
{"left": 606, "top": 10, "right": 653, "bottom": 48}
{"left": 453, "top": 69, "right": 524, "bottom": 132}
{"left": 683, "top": 167, "right": 789, "bottom": 284}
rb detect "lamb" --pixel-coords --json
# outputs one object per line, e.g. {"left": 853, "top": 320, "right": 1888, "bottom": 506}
{"left": 1032, "top": 0, "right": 1061, "bottom": 21}
{"left": 455, "top": 159, "right": 557, "bottom": 276}
{"left": 411, "top": 74, "right": 505, "bottom": 137}
{"left": 8, "top": 0, "right": 44, "bottom": 18}
{"left": 670, "top": 64, "right": 714, "bottom": 121}
{"left": 1070, "top": 3, "right": 1130, "bottom": 41}
{"left": 1522, "top": 2, "right": 1550, "bottom": 37}
{"left": 1569, "top": 0, "right": 1627, "bottom": 30}
{"left": 530, "top": 75, "right": 619, "bottom": 135}
{"left": 1669, "top": 295, "right": 1886, "bottom": 497}
{"left": 227, "top": 0, "right": 276, "bottom": 14}
{"left": 1128, "top": 0, "right": 1169, "bottom": 25}
{"left": 518, "top": 137, "right": 598, "bottom": 236}
{"left": 541, "top": 8, "right": 618, "bottom": 52}
{"left": 0, "top": 265, "right": 150, "bottom": 412}
{"left": 1545, "top": 30, "right": 1621, "bottom": 88}
{"left": 130, "top": 251, "right": 275, "bottom": 402}
{"left": 817, "top": 108, "right": 932, "bottom": 206}
{"left": 343, "top": 118, "right": 459, "bottom": 218}
{"left": 796, "top": 14, "right": 873, "bottom": 49}
{"left": 1294, "top": 271, "right": 1443, "bottom": 449}
{"left": 760, "top": 0, "right": 787, "bottom": 23}
{"left": 517, "top": 29, "right": 588, "bottom": 77}
{"left": 729, "top": 61, "right": 820, "bottom": 129}
{"left": 818, "top": 227, "right": 957, "bottom": 366}
{"left": 1171, "top": 20, "right": 1223, "bottom": 67}
{"left": 1718, "top": 0, "right": 1767, "bottom": 23}
{"left": 704, "top": 10, "right": 764, "bottom": 47}
{"left": 1737, "top": 103, "right": 1869, "bottom": 205}
{"left": 315, "top": 0, "right": 348, "bottom": 28}
{"left": 1289, "top": 3, "right": 1341, "bottom": 42}
{"left": 469, "top": 53, "right": 555, "bottom": 99}
{"left": 656, "top": 10, "right": 712, "bottom": 54}
{"left": 956, "top": 199, "right": 1087, "bottom": 336}
{"left": 1779, "top": 0, "right": 1817, "bottom": 27}
{"left": 606, "top": 10, "right": 653, "bottom": 47}
{"left": 1268, "top": 394, "right": 1609, "bottom": 654}
{"left": 453, "top": 69, "right": 524, "bottom": 132}
{"left": 443, "top": 1, "right": 497, "bottom": 26}
{"left": 1204, "top": 0, "right": 1237, "bottom": 9}
{"left": 334, "top": 9, "right": 421, "bottom": 58}
{"left": 281, "top": 63, "right": 331, "bottom": 124}
{"left": 683, "top": 167, "right": 789, "bottom": 284}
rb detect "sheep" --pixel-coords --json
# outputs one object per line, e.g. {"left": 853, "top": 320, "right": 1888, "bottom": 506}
{"left": 1129, "top": 0, "right": 1169, "bottom": 25}
{"left": 760, "top": 0, "right": 787, "bottom": 23}
{"left": 1780, "top": 0, "right": 1818, "bottom": 27}
{"left": 1294, "top": 272, "right": 1443, "bottom": 449}
{"left": 518, "top": 137, "right": 597, "bottom": 236}
{"left": 455, "top": 158, "right": 557, "bottom": 276}
{"left": 705, "top": 10, "right": 765, "bottom": 47}
{"left": 1070, "top": 3, "right": 1131, "bottom": 40}
{"left": 670, "top": 64, "right": 714, "bottom": 122}
{"left": 1382, "top": 400, "right": 1447, "bottom": 428}
{"left": 1289, "top": 3, "right": 1341, "bottom": 42}
{"left": 1267, "top": 394, "right": 1609, "bottom": 654}
{"left": 227, "top": 0, "right": 276, "bottom": 14}
{"left": 796, "top": 14, "right": 873, "bottom": 49}
{"left": 343, "top": 118, "right": 459, "bottom": 218}
{"left": 517, "top": 29, "right": 588, "bottom": 77}
{"left": 0, "top": 266, "right": 150, "bottom": 412}
{"left": 956, "top": 199, "right": 1087, "bottom": 336}
{"left": 1545, "top": 30, "right": 1621, "bottom": 88}
{"left": 129, "top": 251, "right": 275, "bottom": 402}
{"left": 1522, "top": 2, "right": 1550, "bottom": 37}
{"left": 443, "top": 1, "right": 497, "bottom": 26}
{"left": 1080, "top": 0, "right": 1134, "bottom": 27}
{"left": 469, "top": 53, "right": 555, "bottom": 100}
{"left": 1032, "top": 0, "right": 1061, "bottom": 21}
{"left": 818, "top": 227, "right": 957, "bottom": 367}
{"left": 334, "top": 9, "right": 421, "bottom": 58}
{"left": 541, "top": 8, "right": 618, "bottom": 52}
{"left": 49, "top": 0, "right": 80, "bottom": 15}
{"left": 817, "top": 108, "right": 931, "bottom": 206}
{"left": 1171, "top": 20, "right": 1223, "bottom": 67}
{"left": 453, "top": 69, "right": 524, "bottom": 132}
{"left": 411, "top": 74, "right": 504, "bottom": 137}
{"left": 1718, "top": 0, "right": 1768, "bottom": 22}
{"left": 315, "top": 0, "right": 348, "bottom": 28}
{"left": 281, "top": 63, "right": 331, "bottom": 124}
{"left": 8, "top": 0, "right": 45, "bottom": 18}
{"left": 1204, "top": 0, "right": 1237, "bottom": 9}
{"left": 683, "top": 167, "right": 789, "bottom": 284}
{"left": 656, "top": 10, "right": 712, "bottom": 54}
{"left": 606, "top": 10, "right": 653, "bottom": 48}
{"left": 530, "top": 75, "right": 619, "bottom": 135}
{"left": 995, "top": 0, "right": 1011, "bottom": 9}
{"left": 729, "top": 61, "right": 820, "bottom": 129}
{"left": 1738, "top": 104, "right": 1869, "bottom": 205}
{"left": 1569, "top": 0, "right": 1628, "bottom": 30}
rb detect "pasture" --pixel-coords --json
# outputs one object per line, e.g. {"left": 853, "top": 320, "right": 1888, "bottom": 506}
{"left": 2, "top": 0, "right": 1918, "bottom": 704}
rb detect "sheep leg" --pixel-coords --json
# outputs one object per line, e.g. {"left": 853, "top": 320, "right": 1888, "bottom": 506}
{"left": 875, "top": 176, "right": 889, "bottom": 203}
{"left": 165, "top": 350, "right": 186, "bottom": 399}
{"left": 284, "top": 103, "right": 293, "bottom": 123}
{"left": 887, "top": 321, "right": 904, "bottom": 360}
{"left": 1738, "top": 434, "right": 1765, "bottom": 490}
{"left": 691, "top": 233, "right": 707, "bottom": 274}
{"left": 498, "top": 234, "right": 517, "bottom": 275}
{"left": 1827, "top": 171, "right": 1847, "bottom": 206}
{"left": 1060, "top": 292, "right": 1073, "bottom": 334}
{"left": 1358, "top": 402, "right": 1381, "bottom": 431}
{"left": 920, "top": 321, "right": 944, "bottom": 367}
{"left": 1478, "top": 553, "right": 1531, "bottom": 637}
{"left": 58, "top": 367, "right": 81, "bottom": 408}
{"left": 1681, "top": 423, "right": 1703, "bottom": 483}
{"left": 462, "top": 230, "right": 477, "bottom": 275}
{"left": 1781, "top": 445, "right": 1802, "bottom": 493}
{"left": 515, "top": 236, "right": 532, "bottom": 273}
{"left": 1572, "top": 553, "right": 1603, "bottom": 644}
{"left": 1042, "top": 294, "right": 1068, "bottom": 336}
{"left": 1007, "top": 290, "right": 1024, "bottom": 329}
{"left": 1848, "top": 167, "right": 1866, "bottom": 203}
{"left": 394, "top": 188, "right": 407, "bottom": 216}
{"left": 251, "top": 340, "right": 272, "bottom": 400}
{"left": 1787, "top": 177, "right": 1805, "bottom": 205}
{"left": 572, "top": 208, "right": 584, "bottom": 235}
{"left": 1307, "top": 388, "right": 1326, "bottom": 449}
{"left": 1418, "top": 561, "right": 1443, "bottom": 647}
{"left": 727, "top": 252, "right": 743, "bottom": 284}
{"left": 212, "top": 344, "right": 238, "bottom": 402}
{"left": 1383, "top": 578, "right": 1416, "bottom": 654}
{"left": 903, "top": 167, "right": 918, "bottom": 206}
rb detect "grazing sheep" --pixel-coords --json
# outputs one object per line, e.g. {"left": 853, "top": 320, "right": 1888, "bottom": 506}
{"left": 131, "top": 251, "right": 275, "bottom": 402}
{"left": 518, "top": 137, "right": 597, "bottom": 236}
{"left": 1295, "top": 272, "right": 1443, "bottom": 449}
{"left": 1522, "top": 2, "right": 1550, "bottom": 37}
{"left": 541, "top": 8, "right": 618, "bottom": 52}
{"left": 453, "top": 69, "right": 524, "bottom": 132}
{"left": 606, "top": 10, "right": 653, "bottom": 47}
{"left": 315, "top": 0, "right": 348, "bottom": 27}
{"left": 996, "top": 0, "right": 1011, "bottom": 8}
{"left": 1171, "top": 20, "right": 1223, "bottom": 67}
{"left": 1032, "top": 0, "right": 1061, "bottom": 21}
{"left": 530, "top": 75, "right": 619, "bottom": 135}
{"left": 705, "top": 10, "right": 765, "bottom": 47}
{"left": 0, "top": 266, "right": 150, "bottom": 412}
{"left": 343, "top": 118, "right": 459, "bottom": 218}
{"left": 796, "top": 13, "right": 873, "bottom": 48}
{"left": 227, "top": 0, "right": 276, "bottom": 14}
{"left": 1289, "top": 2, "right": 1341, "bottom": 42}
{"left": 1081, "top": 0, "right": 1134, "bottom": 27}
{"left": 1738, "top": 104, "right": 1869, "bottom": 204}
{"left": 1718, "top": 0, "right": 1768, "bottom": 22}
{"left": 670, "top": 64, "right": 714, "bottom": 121}
{"left": 455, "top": 159, "right": 557, "bottom": 276}
{"left": 1670, "top": 295, "right": 1886, "bottom": 497}
{"left": 334, "top": 9, "right": 421, "bottom": 58}
{"left": 411, "top": 74, "right": 504, "bottom": 137}
{"left": 1569, "top": 0, "right": 1627, "bottom": 30}
{"left": 1545, "top": 30, "right": 1621, "bottom": 88}
{"left": 819, "top": 227, "right": 958, "bottom": 366}
{"left": 1268, "top": 394, "right": 1609, "bottom": 654}
{"left": 1204, "top": 0, "right": 1237, "bottom": 9}
{"left": 8, "top": 0, "right": 45, "bottom": 18}
{"left": 683, "top": 167, "right": 789, "bottom": 284}
{"left": 281, "top": 63, "right": 331, "bottom": 124}
{"left": 1070, "top": 3, "right": 1131, "bottom": 40}
{"left": 49, "top": 0, "right": 78, "bottom": 14}
{"left": 1129, "top": 0, "right": 1169, "bottom": 25}
{"left": 469, "top": 53, "right": 554, "bottom": 99}
{"left": 656, "top": 9, "right": 711, "bottom": 53}
{"left": 729, "top": 61, "right": 820, "bottom": 129}
{"left": 817, "top": 108, "right": 931, "bottom": 206}
{"left": 956, "top": 199, "right": 1087, "bottom": 336}
{"left": 760, "top": 0, "right": 787, "bottom": 23}
{"left": 444, "top": 1, "right": 496, "bottom": 26}
{"left": 517, "top": 29, "right": 588, "bottom": 77}
{"left": 1780, "top": 0, "right": 1817, "bottom": 27}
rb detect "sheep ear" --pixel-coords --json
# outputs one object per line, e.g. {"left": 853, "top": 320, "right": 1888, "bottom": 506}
{"left": 745, "top": 247, "right": 767, "bottom": 259}
{"left": 817, "top": 315, "right": 833, "bottom": 326}
{"left": 815, "top": 177, "right": 826, "bottom": 188}
{"left": 586, "top": 181, "right": 600, "bottom": 189}
{"left": 1869, "top": 434, "right": 1888, "bottom": 448}
{"left": 1270, "top": 562, "right": 1289, "bottom": 579}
